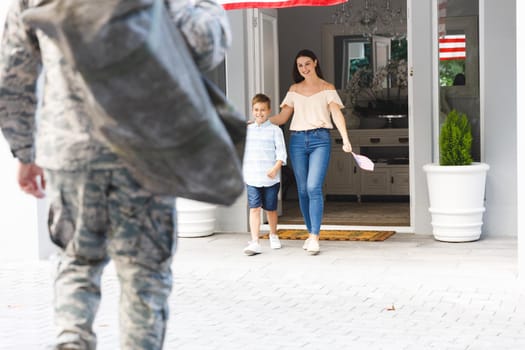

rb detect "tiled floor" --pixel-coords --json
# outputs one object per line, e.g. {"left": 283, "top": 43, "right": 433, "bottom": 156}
{"left": 1, "top": 232, "right": 524, "bottom": 350}
{"left": 280, "top": 199, "right": 410, "bottom": 226}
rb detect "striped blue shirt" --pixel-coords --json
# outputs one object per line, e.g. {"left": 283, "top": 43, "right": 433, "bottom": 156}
{"left": 243, "top": 120, "right": 287, "bottom": 187}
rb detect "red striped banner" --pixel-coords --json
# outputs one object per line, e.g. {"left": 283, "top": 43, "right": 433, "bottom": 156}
{"left": 439, "top": 34, "right": 466, "bottom": 61}
{"left": 220, "top": 0, "right": 346, "bottom": 10}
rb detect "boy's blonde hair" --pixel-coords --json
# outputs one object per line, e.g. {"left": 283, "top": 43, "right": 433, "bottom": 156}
{"left": 252, "top": 93, "right": 271, "bottom": 109}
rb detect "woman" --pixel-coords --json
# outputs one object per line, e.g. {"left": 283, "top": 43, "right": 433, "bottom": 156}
{"left": 271, "top": 49, "right": 353, "bottom": 255}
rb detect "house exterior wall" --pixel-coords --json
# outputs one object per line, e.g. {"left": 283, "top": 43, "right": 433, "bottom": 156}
{"left": 0, "top": 139, "right": 53, "bottom": 260}
{"left": 408, "top": 0, "right": 433, "bottom": 235}
{"left": 215, "top": 10, "right": 250, "bottom": 233}
{"left": 481, "top": 0, "right": 517, "bottom": 237}
{"left": 517, "top": 0, "right": 525, "bottom": 278}
{"left": 275, "top": 0, "right": 517, "bottom": 238}
{"left": 0, "top": 1, "right": 521, "bottom": 258}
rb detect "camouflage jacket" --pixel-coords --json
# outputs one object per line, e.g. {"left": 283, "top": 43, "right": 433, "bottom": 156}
{"left": 0, "top": 0, "right": 231, "bottom": 170}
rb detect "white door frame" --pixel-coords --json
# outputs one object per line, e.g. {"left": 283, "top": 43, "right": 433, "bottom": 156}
{"left": 279, "top": 2, "right": 415, "bottom": 234}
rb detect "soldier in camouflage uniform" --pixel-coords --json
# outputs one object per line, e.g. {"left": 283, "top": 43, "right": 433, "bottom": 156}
{"left": 0, "top": 0, "right": 231, "bottom": 349}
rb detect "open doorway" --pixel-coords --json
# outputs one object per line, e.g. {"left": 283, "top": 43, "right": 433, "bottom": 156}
{"left": 275, "top": 1, "right": 410, "bottom": 228}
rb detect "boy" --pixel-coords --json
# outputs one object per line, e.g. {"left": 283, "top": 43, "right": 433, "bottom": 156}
{"left": 242, "top": 94, "right": 287, "bottom": 255}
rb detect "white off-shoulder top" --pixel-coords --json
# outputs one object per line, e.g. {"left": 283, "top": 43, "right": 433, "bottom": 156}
{"left": 280, "top": 90, "right": 344, "bottom": 131}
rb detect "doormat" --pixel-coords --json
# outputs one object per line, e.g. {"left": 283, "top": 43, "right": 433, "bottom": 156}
{"left": 261, "top": 229, "right": 395, "bottom": 241}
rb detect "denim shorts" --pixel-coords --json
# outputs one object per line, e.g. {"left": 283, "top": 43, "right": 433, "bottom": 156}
{"left": 246, "top": 183, "right": 280, "bottom": 211}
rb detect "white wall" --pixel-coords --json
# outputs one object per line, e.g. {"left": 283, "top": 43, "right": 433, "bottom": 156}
{"left": 517, "top": 0, "right": 525, "bottom": 278}
{"left": 0, "top": 140, "right": 52, "bottom": 261}
{"left": 481, "top": 0, "right": 517, "bottom": 237}
{"left": 408, "top": 0, "right": 433, "bottom": 235}
{"left": 215, "top": 10, "right": 249, "bottom": 233}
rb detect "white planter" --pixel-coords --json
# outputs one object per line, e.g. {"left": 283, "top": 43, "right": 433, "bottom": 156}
{"left": 423, "top": 162, "right": 489, "bottom": 242}
{"left": 175, "top": 198, "right": 217, "bottom": 238}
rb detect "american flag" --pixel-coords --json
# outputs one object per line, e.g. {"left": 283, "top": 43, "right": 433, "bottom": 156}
{"left": 439, "top": 34, "right": 466, "bottom": 61}
{"left": 219, "top": 0, "right": 346, "bottom": 10}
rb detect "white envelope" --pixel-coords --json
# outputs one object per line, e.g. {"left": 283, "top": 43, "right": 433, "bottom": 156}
{"left": 351, "top": 152, "right": 374, "bottom": 171}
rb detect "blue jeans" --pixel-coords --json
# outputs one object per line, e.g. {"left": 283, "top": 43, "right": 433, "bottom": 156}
{"left": 289, "top": 128, "right": 331, "bottom": 235}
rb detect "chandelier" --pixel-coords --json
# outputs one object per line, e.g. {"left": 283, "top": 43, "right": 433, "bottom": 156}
{"left": 332, "top": 0, "right": 406, "bottom": 39}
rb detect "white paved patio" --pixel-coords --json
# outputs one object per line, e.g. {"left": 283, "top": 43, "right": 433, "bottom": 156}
{"left": 1, "top": 232, "right": 524, "bottom": 350}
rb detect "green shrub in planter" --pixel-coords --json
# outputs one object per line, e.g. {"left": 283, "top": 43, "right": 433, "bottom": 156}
{"left": 439, "top": 109, "right": 473, "bottom": 166}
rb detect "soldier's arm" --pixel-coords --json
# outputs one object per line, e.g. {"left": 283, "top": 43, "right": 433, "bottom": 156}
{"left": 0, "top": 0, "right": 41, "bottom": 164}
{"left": 166, "top": 0, "right": 231, "bottom": 72}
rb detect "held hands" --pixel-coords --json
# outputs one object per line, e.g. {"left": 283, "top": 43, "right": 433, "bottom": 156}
{"left": 342, "top": 142, "right": 352, "bottom": 153}
{"left": 17, "top": 161, "right": 46, "bottom": 198}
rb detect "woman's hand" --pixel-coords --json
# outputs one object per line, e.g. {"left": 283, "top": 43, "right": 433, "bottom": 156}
{"left": 342, "top": 142, "right": 352, "bottom": 153}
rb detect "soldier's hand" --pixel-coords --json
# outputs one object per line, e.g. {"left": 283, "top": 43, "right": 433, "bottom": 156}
{"left": 17, "top": 161, "right": 46, "bottom": 198}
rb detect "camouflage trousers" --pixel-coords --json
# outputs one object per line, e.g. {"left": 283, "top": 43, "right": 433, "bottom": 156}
{"left": 45, "top": 168, "right": 176, "bottom": 350}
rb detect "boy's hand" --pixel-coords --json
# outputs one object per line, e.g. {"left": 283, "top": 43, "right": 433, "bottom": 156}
{"left": 267, "top": 168, "right": 277, "bottom": 179}
{"left": 267, "top": 161, "right": 283, "bottom": 179}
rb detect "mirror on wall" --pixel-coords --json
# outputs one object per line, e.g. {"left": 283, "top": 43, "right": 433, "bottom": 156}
{"left": 334, "top": 36, "right": 371, "bottom": 89}
{"left": 321, "top": 1, "right": 408, "bottom": 129}
{"left": 330, "top": 33, "right": 408, "bottom": 129}
{"left": 334, "top": 35, "right": 407, "bottom": 90}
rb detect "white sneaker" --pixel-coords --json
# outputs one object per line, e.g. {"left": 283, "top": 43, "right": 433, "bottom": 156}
{"left": 243, "top": 241, "right": 261, "bottom": 256}
{"left": 269, "top": 234, "right": 282, "bottom": 249}
{"left": 306, "top": 239, "right": 320, "bottom": 255}
{"left": 303, "top": 238, "right": 310, "bottom": 250}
